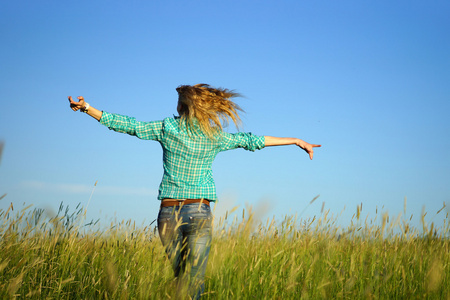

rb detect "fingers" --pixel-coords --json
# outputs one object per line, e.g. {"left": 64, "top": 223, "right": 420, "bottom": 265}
{"left": 308, "top": 144, "right": 321, "bottom": 160}
{"left": 68, "top": 96, "right": 84, "bottom": 104}
{"left": 68, "top": 96, "right": 77, "bottom": 105}
{"left": 68, "top": 95, "right": 82, "bottom": 111}
{"left": 296, "top": 141, "right": 321, "bottom": 160}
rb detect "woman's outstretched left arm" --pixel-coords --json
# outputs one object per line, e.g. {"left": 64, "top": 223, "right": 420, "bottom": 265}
{"left": 264, "top": 136, "right": 321, "bottom": 160}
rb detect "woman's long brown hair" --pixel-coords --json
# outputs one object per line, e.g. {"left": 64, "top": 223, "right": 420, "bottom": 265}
{"left": 176, "top": 84, "right": 243, "bottom": 139}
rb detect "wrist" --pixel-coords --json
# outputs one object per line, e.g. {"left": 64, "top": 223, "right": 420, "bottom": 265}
{"left": 80, "top": 102, "right": 90, "bottom": 113}
{"left": 296, "top": 139, "right": 305, "bottom": 147}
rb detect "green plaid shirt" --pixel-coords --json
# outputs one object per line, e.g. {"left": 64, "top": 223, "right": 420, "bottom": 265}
{"left": 100, "top": 112, "right": 265, "bottom": 201}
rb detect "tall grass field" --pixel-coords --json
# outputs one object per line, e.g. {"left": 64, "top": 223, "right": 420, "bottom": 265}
{"left": 0, "top": 200, "right": 448, "bottom": 299}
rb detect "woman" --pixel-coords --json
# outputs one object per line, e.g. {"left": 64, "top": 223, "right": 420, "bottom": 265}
{"left": 68, "top": 84, "right": 321, "bottom": 299}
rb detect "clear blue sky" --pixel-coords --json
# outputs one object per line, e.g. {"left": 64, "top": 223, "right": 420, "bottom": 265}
{"left": 1, "top": 0, "right": 449, "bottom": 232}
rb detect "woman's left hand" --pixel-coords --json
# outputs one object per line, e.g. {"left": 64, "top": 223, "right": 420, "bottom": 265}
{"left": 68, "top": 96, "right": 85, "bottom": 112}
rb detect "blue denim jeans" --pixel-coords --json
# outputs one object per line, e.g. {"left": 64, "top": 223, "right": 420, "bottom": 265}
{"left": 157, "top": 203, "right": 212, "bottom": 299}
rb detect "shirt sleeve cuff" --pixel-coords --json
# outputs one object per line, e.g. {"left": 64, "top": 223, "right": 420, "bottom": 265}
{"left": 99, "top": 111, "right": 112, "bottom": 126}
{"left": 256, "top": 135, "right": 266, "bottom": 150}
{"left": 259, "top": 135, "right": 266, "bottom": 149}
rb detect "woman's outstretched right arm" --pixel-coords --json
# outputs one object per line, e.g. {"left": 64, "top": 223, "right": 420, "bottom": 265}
{"left": 68, "top": 96, "right": 103, "bottom": 121}
{"left": 264, "top": 136, "right": 321, "bottom": 160}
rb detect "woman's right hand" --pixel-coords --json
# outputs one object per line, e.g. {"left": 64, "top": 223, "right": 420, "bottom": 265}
{"left": 68, "top": 96, "right": 86, "bottom": 112}
{"left": 296, "top": 139, "right": 321, "bottom": 160}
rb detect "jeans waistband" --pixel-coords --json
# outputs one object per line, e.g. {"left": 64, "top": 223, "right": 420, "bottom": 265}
{"left": 160, "top": 198, "right": 210, "bottom": 207}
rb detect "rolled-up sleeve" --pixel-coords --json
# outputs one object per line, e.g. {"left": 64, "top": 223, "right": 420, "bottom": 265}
{"left": 99, "top": 111, "right": 163, "bottom": 141}
{"left": 220, "top": 132, "right": 265, "bottom": 152}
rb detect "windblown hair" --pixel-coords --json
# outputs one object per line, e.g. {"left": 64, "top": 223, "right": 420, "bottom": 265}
{"left": 176, "top": 84, "right": 243, "bottom": 139}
